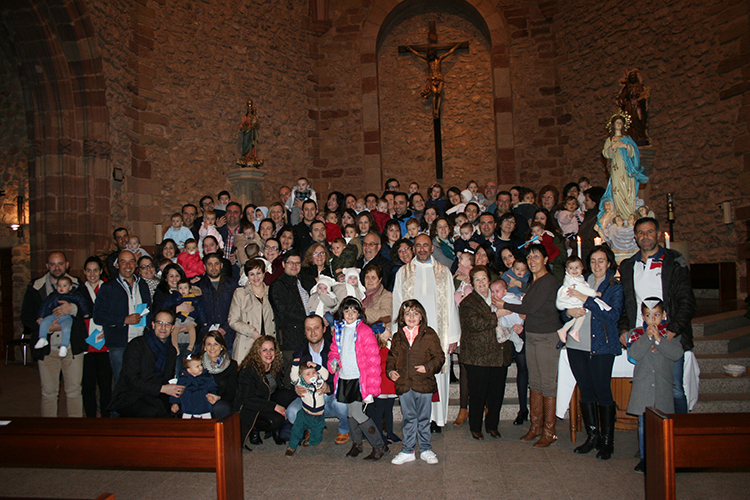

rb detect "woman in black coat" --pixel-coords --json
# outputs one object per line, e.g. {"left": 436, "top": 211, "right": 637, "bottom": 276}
{"left": 234, "top": 335, "right": 295, "bottom": 450}
{"left": 199, "top": 330, "right": 238, "bottom": 418}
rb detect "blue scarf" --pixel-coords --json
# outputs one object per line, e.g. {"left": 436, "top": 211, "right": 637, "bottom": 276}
{"left": 437, "top": 237, "right": 455, "bottom": 261}
{"left": 145, "top": 329, "right": 170, "bottom": 379}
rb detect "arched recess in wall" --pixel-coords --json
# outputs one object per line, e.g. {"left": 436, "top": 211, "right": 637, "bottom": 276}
{"left": 359, "top": 0, "right": 513, "bottom": 193}
{"left": 0, "top": 0, "right": 112, "bottom": 273}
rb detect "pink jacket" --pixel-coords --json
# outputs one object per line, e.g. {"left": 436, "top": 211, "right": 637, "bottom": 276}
{"left": 328, "top": 320, "right": 381, "bottom": 400}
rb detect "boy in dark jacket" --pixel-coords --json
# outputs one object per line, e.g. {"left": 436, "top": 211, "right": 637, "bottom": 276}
{"left": 35, "top": 276, "right": 91, "bottom": 358}
{"left": 170, "top": 354, "right": 218, "bottom": 419}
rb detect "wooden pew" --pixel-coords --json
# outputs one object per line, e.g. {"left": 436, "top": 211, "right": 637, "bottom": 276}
{"left": 0, "top": 495, "right": 114, "bottom": 500}
{"left": 644, "top": 407, "right": 750, "bottom": 500}
{"left": 0, "top": 413, "right": 243, "bottom": 500}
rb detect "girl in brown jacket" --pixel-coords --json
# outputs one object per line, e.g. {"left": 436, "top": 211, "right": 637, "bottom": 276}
{"left": 386, "top": 299, "right": 445, "bottom": 465}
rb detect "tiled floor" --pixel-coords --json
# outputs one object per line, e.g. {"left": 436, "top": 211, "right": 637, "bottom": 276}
{"left": 1, "top": 363, "right": 748, "bottom": 500}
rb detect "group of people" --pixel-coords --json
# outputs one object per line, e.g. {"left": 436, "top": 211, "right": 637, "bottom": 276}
{"left": 20, "top": 174, "right": 695, "bottom": 472}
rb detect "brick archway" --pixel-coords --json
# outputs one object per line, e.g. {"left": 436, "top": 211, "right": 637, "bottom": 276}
{"left": 359, "top": 0, "right": 513, "bottom": 192}
{"left": 0, "top": 0, "right": 112, "bottom": 273}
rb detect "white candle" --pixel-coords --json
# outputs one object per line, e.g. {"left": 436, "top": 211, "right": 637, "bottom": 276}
{"left": 155, "top": 223, "right": 163, "bottom": 245}
{"left": 577, "top": 236, "right": 582, "bottom": 257}
{"left": 664, "top": 232, "right": 670, "bottom": 249}
{"left": 594, "top": 237, "right": 602, "bottom": 246}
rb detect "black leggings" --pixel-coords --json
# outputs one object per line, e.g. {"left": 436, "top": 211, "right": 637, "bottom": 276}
{"left": 366, "top": 398, "right": 395, "bottom": 439}
{"left": 513, "top": 336, "right": 529, "bottom": 412}
{"left": 82, "top": 351, "right": 112, "bottom": 418}
{"left": 567, "top": 349, "right": 615, "bottom": 406}
{"left": 240, "top": 388, "right": 296, "bottom": 444}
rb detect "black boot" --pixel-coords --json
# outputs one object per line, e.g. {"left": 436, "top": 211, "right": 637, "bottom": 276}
{"left": 574, "top": 401, "right": 599, "bottom": 454}
{"left": 596, "top": 404, "right": 616, "bottom": 460}
{"left": 513, "top": 410, "right": 528, "bottom": 426}
{"left": 271, "top": 429, "right": 286, "bottom": 445}
{"left": 248, "top": 428, "right": 262, "bottom": 445}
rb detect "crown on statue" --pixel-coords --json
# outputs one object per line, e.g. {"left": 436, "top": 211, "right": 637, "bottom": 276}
{"left": 606, "top": 111, "right": 632, "bottom": 133}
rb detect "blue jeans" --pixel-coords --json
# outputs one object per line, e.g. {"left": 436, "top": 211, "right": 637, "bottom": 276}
{"left": 286, "top": 393, "right": 349, "bottom": 434}
{"left": 672, "top": 353, "right": 688, "bottom": 414}
{"left": 39, "top": 314, "right": 73, "bottom": 347}
{"left": 109, "top": 347, "right": 126, "bottom": 386}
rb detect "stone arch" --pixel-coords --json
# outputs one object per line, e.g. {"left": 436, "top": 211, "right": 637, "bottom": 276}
{"left": 0, "top": 0, "right": 112, "bottom": 273}
{"left": 359, "top": 0, "right": 513, "bottom": 192}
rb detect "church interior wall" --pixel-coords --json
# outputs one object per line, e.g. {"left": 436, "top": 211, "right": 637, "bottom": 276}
{"left": 0, "top": 0, "right": 747, "bottom": 301}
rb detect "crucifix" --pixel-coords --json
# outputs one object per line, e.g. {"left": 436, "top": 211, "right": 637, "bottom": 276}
{"left": 399, "top": 21, "right": 469, "bottom": 181}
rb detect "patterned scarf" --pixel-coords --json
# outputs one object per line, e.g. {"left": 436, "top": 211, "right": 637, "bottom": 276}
{"left": 203, "top": 351, "right": 230, "bottom": 375}
{"left": 362, "top": 284, "right": 382, "bottom": 310}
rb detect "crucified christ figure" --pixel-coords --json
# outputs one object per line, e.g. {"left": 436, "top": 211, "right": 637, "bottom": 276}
{"left": 406, "top": 43, "right": 463, "bottom": 118}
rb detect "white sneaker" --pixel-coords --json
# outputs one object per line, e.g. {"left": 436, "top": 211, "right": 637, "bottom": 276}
{"left": 391, "top": 452, "right": 416, "bottom": 465}
{"left": 58, "top": 346, "right": 68, "bottom": 357}
{"left": 420, "top": 450, "right": 438, "bottom": 464}
{"left": 35, "top": 338, "right": 49, "bottom": 349}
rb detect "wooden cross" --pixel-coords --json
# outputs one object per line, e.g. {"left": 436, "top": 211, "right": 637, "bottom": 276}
{"left": 399, "top": 21, "right": 470, "bottom": 181}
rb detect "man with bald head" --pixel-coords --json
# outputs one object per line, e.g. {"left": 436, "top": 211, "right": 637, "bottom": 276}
{"left": 21, "top": 251, "right": 87, "bottom": 417}
{"left": 93, "top": 249, "right": 153, "bottom": 384}
{"left": 392, "top": 234, "right": 459, "bottom": 432}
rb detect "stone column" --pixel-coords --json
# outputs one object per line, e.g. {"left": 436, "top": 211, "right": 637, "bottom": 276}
{"left": 226, "top": 168, "right": 267, "bottom": 208}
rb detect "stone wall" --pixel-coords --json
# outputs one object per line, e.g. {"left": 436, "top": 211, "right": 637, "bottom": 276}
{"left": 85, "top": 0, "right": 316, "bottom": 245}
{"left": 307, "top": 0, "right": 368, "bottom": 195}
{"left": 555, "top": 0, "right": 746, "bottom": 268}
{"left": 0, "top": 51, "right": 31, "bottom": 344}
{"left": 378, "top": 10, "right": 496, "bottom": 191}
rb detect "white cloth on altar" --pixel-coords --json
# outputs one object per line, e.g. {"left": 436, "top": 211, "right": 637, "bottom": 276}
{"left": 556, "top": 347, "right": 701, "bottom": 417}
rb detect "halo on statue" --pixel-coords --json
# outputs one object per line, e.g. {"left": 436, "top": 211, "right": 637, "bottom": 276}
{"left": 605, "top": 110, "right": 632, "bottom": 134}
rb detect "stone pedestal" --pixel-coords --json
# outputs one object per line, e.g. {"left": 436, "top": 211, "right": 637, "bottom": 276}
{"left": 227, "top": 168, "right": 266, "bottom": 208}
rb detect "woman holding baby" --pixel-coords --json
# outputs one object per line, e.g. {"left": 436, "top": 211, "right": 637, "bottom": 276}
{"left": 458, "top": 266, "right": 514, "bottom": 441}
{"left": 560, "top": 244, "right": 623, "bottom": 460}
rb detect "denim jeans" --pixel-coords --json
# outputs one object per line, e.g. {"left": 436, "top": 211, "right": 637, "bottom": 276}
{"left": 672, "top": 353, "right": 688, "bottom": 414}
{"left": 109, "top": 347, "right": 126, "bottom": 386}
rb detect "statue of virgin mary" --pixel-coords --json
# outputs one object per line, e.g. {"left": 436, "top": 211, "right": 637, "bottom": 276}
{"left": 599, "top": 111, "right": 648, "bottom": 224}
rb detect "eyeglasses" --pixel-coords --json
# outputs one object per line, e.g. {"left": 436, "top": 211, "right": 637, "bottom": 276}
{"left": 154, "top": 321, "right": 174, "bottom": 326}
{"left": 265, "top": 245, "right": 279, "bottom": 251}
{"left": 398, "top": 247, "right": 412, "bottom": 254}
{"left": 312, "top": 252, "right": 325, "bottom": 257}
{"left": 139, "top": 264, "right": 155, "bottom": 270}
{"left": 363, "top": 242, "right": 379, "bottom": 247}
